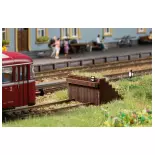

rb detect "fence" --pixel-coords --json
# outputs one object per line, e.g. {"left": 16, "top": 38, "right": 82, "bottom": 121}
{"left": 34, "top": 52, "right": 152, "bottom": 72}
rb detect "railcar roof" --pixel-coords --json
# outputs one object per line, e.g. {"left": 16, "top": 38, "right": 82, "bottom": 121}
{"left": 2, "top": 52, "right": 33, "bottom": 66}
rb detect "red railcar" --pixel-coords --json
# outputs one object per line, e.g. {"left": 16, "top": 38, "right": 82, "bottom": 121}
{"left": 2, "top": 52, "right": 36, "bottom": 109}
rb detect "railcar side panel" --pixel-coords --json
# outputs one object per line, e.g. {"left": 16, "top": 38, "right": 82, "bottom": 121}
{"left": 2, "top": 52, "right": 35, "bottom": 109}
{"left": 2, "top": 66, "right": 16, "bottom": 109}
{"left": 28, "top": 81, "right": 36, "bottom": 105}
{"left": 28, "top": 65, "right": 35, "bottom": 106}
{"left": 2, "top": 84, "right": 16, "bottom": 109}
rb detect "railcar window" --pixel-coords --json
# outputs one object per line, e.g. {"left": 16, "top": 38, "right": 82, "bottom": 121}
{"left": 2, "top": 67, "right": 13, "bottom": 83}
{"left": 30, "top": 64, "right": 35, "bottom": 80}
{"left": 20, "top": 66, "right": 23, "bottom": 80}
{"left": 24, "top": 65, "right": 28, "bottom": 80}
{"left": 15, "top": 67, "right": 18, "bottom": 81}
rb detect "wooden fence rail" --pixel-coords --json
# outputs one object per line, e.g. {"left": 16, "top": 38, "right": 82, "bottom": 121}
{"left": 34, "top": 52, "right": 152, "bottom": 72}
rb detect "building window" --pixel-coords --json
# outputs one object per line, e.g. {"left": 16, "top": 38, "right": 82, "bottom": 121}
{"left": 63, "top": 28, "right": 69, "bottom": 38}
{"left": 37, "top": 28, "right": 46, "bottom": 37}
{"left": 64, "top": 28, "right": 69, "bottom": 37}
{"left": 2, "top": 28, "right": 6, "bottom": 40}
{"left": 72, "top": 28, "right": 78, "bottom": 37}
{"left": 60, "top": 28, "right": 69, "bottom": 39}
{"left": 104, "top": 28, "right": 112, "bottom": 36}
{"left": 36, "top": 28, "right": 48, "bottom": 43}
{"left": 137, "top": 28, "right": 146, "bottom": 34}
{"left": 30, "top": 64, "right": 35, "bottom": 80}
{"left": 2, "top": 28, "right": 10, "bottom": 45}
{"left": 60, "top": 28, "right": 81, "bottom": 40}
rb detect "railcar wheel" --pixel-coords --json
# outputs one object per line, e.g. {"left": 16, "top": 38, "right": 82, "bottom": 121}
{"left": 28, "top": 102, "right": 35, "bottom": 106}
{"left": 2, "top": 113, "right": 7, "bottom": 123}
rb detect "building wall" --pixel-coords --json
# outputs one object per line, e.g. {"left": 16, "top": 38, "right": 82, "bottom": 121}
{"left": 6, "top": 28, "right": 152, "bottom": 58}
{"left": 7, "top": 28, "right": 15, "bottom": 51}
{"left": 80, "top": 28, "right": 102, "bottom": 42}
{"left": 104, "top": 28, "right": 152, "bottom": 43}
{"left": 75, "top": 28, "right": 152, "bottom": 43}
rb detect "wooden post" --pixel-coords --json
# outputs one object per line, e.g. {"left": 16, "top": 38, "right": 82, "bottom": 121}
{"left": 38, "top": 66, "right": 41, "bottom": 72}
{"left": 116, "top": 56, "right": 119, "bottom": 61}
{"left": 80, "top": 60, "right": 83, "bottom": 66}
{"left": 92, "top": 59, "right": 95, "bottom": 65}
{"left": 104, "top": 57, "right": 107, "bottom": 63}
{"left": 139, "top": 53, "right": 142, "bottom": 58}
{"left": 67, "top": 62, "right": 69, "bottom": 67}
{"left": 52, "top": 64, "right": 55, "bottom": 70}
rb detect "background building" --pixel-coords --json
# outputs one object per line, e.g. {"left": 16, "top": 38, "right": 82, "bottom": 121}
{"left": 2, "top": 28, "right": 152, "bottom": 58}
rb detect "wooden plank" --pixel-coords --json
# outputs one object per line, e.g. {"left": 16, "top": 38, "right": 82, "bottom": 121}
{"left": 70, "top": 43, "right": 88, "bottom": 46}
{"left": 67, "top": 78, "right": 99, "bottom": 88}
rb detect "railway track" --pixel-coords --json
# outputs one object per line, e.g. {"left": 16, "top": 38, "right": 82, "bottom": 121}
{"left": 35, "top": 57, "right": 152, "bottom": 82}
{"left": 36, "top": 68, "right": 152, "bottom": 94}
{"left": 3, "top": 68, "right": 152, "bottom": 122}
{"left": 36, "top": 57, "right": 152, "bottom": 93}
{"left": 2, "top": 100, "right": 92, "bottom": 122}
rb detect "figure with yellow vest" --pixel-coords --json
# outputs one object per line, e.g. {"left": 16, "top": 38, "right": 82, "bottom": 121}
{"left": 2, "top": 42, "right": 8, "bottom": 52}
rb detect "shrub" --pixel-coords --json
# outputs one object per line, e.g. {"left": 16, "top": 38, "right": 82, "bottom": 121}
{"left": 2, "top": 40, "right": 10, "bottom": 46}
{"left": 37, "top": 36, "right": 49, "bottom": 43}
{"left": 102, "top": 109, "right": 152, "bottom": 127}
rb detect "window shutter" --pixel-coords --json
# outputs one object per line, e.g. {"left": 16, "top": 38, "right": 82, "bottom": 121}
{"left": 137, "top": 28, "right": 142, "bottom": 33}
{"left": 60, "top": 28, "right": 63, "bottom": 40}
{"left": 6, "top": 28, "right": 10, "bottom": 40}
{"left": 15, "top": 28, "right": 18, "bottom": 52}
{"left": 78, "top": 28, "right": 81, "bottom": 39}
{"left": 104, "top": 28, "right": 106, "bottom": 33}
{"left": 69, "top": 28, "right": 72, "bottom": 39}
{"left": 110, "top": 28, "right": 112, "bottom": 35}
{"left": 36, "top": 28, "right": 38, "bottom": 39}
{"left": 144, "top": 28, "right": 146, "bottom": 33}
{"left": 45, "top": 28, "right": 48, "bottom": 36}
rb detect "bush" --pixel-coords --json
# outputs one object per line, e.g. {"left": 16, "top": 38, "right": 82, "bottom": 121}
{"left": 37, "top": 36, "right": 49, "bottom": 43}
{"left": 103, "top": 109, "right": 152, "bottom": 127}
{"left": 2, "top": 40, "right": 10, "bottom": 46}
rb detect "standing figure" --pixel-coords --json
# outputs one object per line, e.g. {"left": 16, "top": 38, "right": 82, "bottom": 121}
{"left": 129, "top": 70, "right": 133, "bottom": 78}
{"left": 64, "top": 38, "right": 70, "bottom": 58}
{"left": 55, "top": 38, "right": 60, "bottom": 59}
{"left": 50, "top": 36, "right": 57, "bottom": 58}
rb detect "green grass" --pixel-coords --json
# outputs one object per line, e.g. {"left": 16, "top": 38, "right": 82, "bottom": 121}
{"left": 36, "top": 89, "right": 68, "bottom": 104}
{"left": 72, "top": 70, "right": 107, "bottom": 78}
{"left": 3, "top": 75, "right": 152, "bottom": 127}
